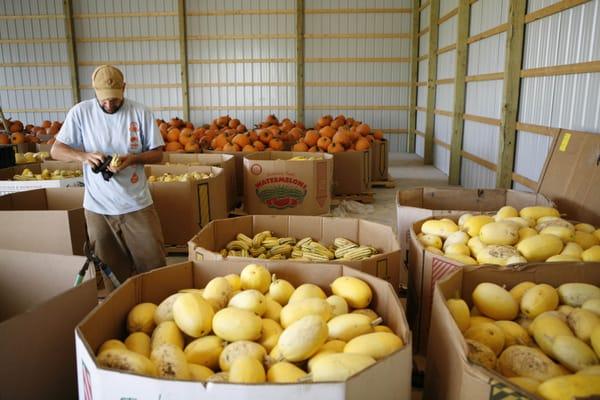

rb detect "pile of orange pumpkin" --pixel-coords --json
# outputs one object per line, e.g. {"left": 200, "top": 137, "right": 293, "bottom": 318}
{"left": 0, "top": 119, "right": 62, "bottom": 146}
{"left": 291, "top": 114, "right": 383, "bottom": 154}
{"left": 201, "top": 114, "right": 304, "bottom": 153}
{"left": 157, "top": 117, "right": 203, "bottom": 153}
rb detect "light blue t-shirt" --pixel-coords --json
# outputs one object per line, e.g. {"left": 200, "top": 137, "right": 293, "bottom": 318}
{"left": 57, "top": 98, "right": 164, "bottom": 215}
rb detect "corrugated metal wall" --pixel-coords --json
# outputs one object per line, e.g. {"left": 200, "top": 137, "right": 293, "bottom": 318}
{"left": 187, "top": 0, "right": 296, "bottom": 128}
{"left": 432, "top": 0, "right": 458, "bottom": 175}
{"left": 305, "top": 0, "right": 412, "bottom": 152}
{"left": 73, "top": 0, "right": 183, "bottom": 122}
{"left": 0, "top": 0, "right": 73, "bottom": 124}
{"left": 515, "top": 0, "right": 600, "bottom": 191}
{"left": 415, "top": 0, "right": 429, "bottom": 157}
{"left": 460, "top": 0, "right": 508, "bottom": 188}
{"left": 1, "top": 0, "right": 412, "bottom": 152}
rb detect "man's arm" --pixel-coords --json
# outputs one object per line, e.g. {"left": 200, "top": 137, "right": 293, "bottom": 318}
{"left": 51, "top": 139, "right": 105, "bottom": 168}
{"left": 109, "top": 147, "right": 163, "bottom": 173}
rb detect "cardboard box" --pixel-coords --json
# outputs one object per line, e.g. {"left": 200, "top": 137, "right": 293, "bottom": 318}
{"left": 425, "top": 262, "right": 600, "bottom": 400}
{"left": 162, "top": 152, "right": 238, "bottom": 210}
{"left": 0, "top": 249, "right": 97, "bottom": 400}
{"left": 370, "top": 139, "right": 389, "bottom": 181}
{"left": 0, "top": 163, "right": 84, "bottom": 196}
{"left": 187, "top": 215, "right": 404, "bottom": 289}
{"left": 396, "top": 187, "right": 555, "bottom": 266}
{"left": 76, "top": 259, "right": 412, "bottom": 400}
{"left": 536, "top": 129, "right": 600, "bottom": 226}
{"left": 243, "top": 151, "right": 333, "bottom": 215}
{"left": 204, "top": 149, "right": 245, "bottom": 198}
{"left": 145, "top": 164, "right": 228, "bottom": 247}
{"left": 36, "top": 143, "right": 53, "bottom": 153}
{"left": 0, "top": 187, "right": 86, "bottom": 255}
{"left": 333, "top": 150, "right": 371, "bottom": 195}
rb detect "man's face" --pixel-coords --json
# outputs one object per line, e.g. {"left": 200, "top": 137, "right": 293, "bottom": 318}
{"left": 99, "top": 97, "right": 123, "bottom": 114}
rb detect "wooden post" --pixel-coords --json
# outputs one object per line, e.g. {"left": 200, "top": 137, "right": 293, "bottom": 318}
{"left": 424, "top": 0, "right": 440, "bottom": 164}
{"left": 496, "top": 0, "right": 526, "bottom": 188}
{"left": 448, "top": 0, "right": 470, "bottom": 184}
{"left": 407, "top": 0, "right": 420, "bottom": 153}
{"left": 296, "top": 0, "right": 305, "bottom": 124}
{"left": 63, "top": 0, "right": 80, "bottom": 104}
{"left": 178, "top": 0, "right": 190, "bottom": 121}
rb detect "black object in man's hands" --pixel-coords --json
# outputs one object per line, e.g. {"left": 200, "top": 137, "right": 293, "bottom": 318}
{"left": 91, "top": 155, "right": 114, "bottom": 181}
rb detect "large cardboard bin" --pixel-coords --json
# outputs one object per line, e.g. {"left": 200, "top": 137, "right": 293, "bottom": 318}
{"left": 0, "top": 249, "right": 97, "bottom": 400}
{"left": 162, "top": 152, "right": 237, "bottom": 211}
{"left": 188, "top": 215, "right": 404, "bottom": 290}
{"left": 333, "top": 150, "right": 371, "bottom": 195}
{"left": 0, "top": 163, "right": 84, "bottom": 196}
{"left": 0, "top": 187, "right": 86, "bottom": 255}
{"left": 425, "top": 262, "right": 600, "bottom": 400}
{"left": 370, "top": 139, "right": 389, "bottom": 181}
{"left": 145, "top": 164, "right": 228, "bottom": 248}
{"left": 75, "top": 259, "right": 412, "bottom": 400}
{"left": 243, "top": 151, "right": 333, "bottom": 215}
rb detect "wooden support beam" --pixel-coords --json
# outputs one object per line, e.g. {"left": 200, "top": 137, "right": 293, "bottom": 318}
{"left": 424, "top": 0, "right": 440, "bottom": 164}
{"left": 524, "top": 0, "right": 591, "bottom": 24}
{"left": 63, "top": 0, "right": 80, "bottom": 104}
{"left": 296, "top": 0, "right": 305, "bottom": 124}
{"left": 520, "top": 60, "right": 600, "bottom": 77}
{"left": 178, "top": 0, "right": 190, "bottom": 121}
{"left": 511, "top": 172, "right": 538, "bottom": 190}
{"left": 466, "top": 23, "right": 509, "bottom": 44}
{"left": 448, "top": 0, "right": 470, "bottom": 185}
{"left": 461, "top": 150, "right": 497, "bottom": 171}
{"left": 496, "top": 0, "right": 526, "bottom": 188}
{"left": 408, "top": 0, "right": 420, "bottom": 153}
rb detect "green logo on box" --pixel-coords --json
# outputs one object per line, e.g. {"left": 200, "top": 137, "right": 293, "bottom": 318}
{"left": 255, "top": 175, "right": 307, "bottom": 209}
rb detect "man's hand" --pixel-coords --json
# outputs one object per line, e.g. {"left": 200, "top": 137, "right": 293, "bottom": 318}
{"left": 80, "top": 152, "right": 105, "bottom": 168}
{"left": 108, "top": 153, "right": 137, "bottom": 173}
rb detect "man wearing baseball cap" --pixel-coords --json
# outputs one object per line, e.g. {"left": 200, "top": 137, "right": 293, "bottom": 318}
{"left": 51, "top": 65, "right": 166, "bottom": 284}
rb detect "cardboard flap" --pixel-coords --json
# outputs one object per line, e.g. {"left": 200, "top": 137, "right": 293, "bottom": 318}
{"left": 0, "top": 278, "right": 96, "bottom": 400}
{"left": 46, "top": 187, "right": 85, "bottom": 210}
{"left": 0, "top": 250, "right": 89, "bottom": 322}
{"left": 538, "top": 130, "right": 600, "bottom": 225}
{"left": 0, "top": 188, "right": 48, "bottom": 210}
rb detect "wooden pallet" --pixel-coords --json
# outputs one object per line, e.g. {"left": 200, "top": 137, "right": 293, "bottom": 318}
{"left": 371, "top": 178, "right": 396, "bottom": 188}
{"left": 331, "top": 192, "right": 375, "bottom": 205}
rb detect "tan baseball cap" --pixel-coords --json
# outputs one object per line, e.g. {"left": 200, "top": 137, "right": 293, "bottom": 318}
{"left": 92, "top": 65, "right": 125, "bottom": 100}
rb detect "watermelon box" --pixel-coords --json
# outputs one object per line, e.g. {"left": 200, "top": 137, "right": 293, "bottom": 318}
{"left": 243, "top": 151, "right": 333, "bottom": 215}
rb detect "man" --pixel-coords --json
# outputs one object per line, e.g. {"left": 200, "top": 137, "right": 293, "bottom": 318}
{"left": 51, "top": 64, "right": 166, "bottom": 283}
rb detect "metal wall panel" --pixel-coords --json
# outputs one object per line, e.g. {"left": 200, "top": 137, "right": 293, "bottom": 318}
{"left": 465, "top": 80, "right": 503, "bottom": 118}
{"left": 461, "top": 158, "right": 496, "bottom": 188}
{"left": 434, "top": 145, "right": 450, "bottom": 174}
{"left": 434, "top": 114, "right": 452, "bottom": 143}
{"left": 304, "top": 1, "right": 411, "bottom": 152}
{"left": 513, "top": 130, "right": 553, "bottom": 182}
{"left": 420, "top": 5, "right": 430, "bottom": 30}
{"left": 416, "top": 134, "right": 424, "bottom": 157}
{"left": 437, "top": 50, "right": 456, "bottom": 79}
{"left": 435, "top": 83, "right": 454, "bottom": 111}
{"left": 416, "top": 110, "right": 426, "bottom": 132}
{"left": 0, "top": 0, "right": 72, "bottom": 123}
{"left": 528, "top": 0, "right": 562, "bottom": 13}
{"left": 417, "top": 86, "right": 428, "bottom": 108}
{"left": 463, "top": 120, "right": 500, "bottom": 162}
{"left": 523, "top": 1, "right": 600, "bottom": 69}
{"left": 418, "top": 59, "right": 429, "bottom": 82}
{"left": 516, "top": 0, "right": 600, "bottom": 186}
{"left": 440, "top": 0, "right": 459, "bottom": 16}
{"left": 419, "top": 32, "right": 429, "bottom": 56}
{"left": 470, "top": 0, "right": 509, "bottom": 36}
{"left": 438, "top": 15, "right": 457, "bottom": 48}
{"left": 467, "top": 33, "right": 507, "bottom": 75}
{"left": 73, "top": 0, "right": 181, "bottom": 121}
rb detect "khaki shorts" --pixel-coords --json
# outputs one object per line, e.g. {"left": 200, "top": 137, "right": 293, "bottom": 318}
{"left": 85, "top": 204, "right": 166, "bottom": 283}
